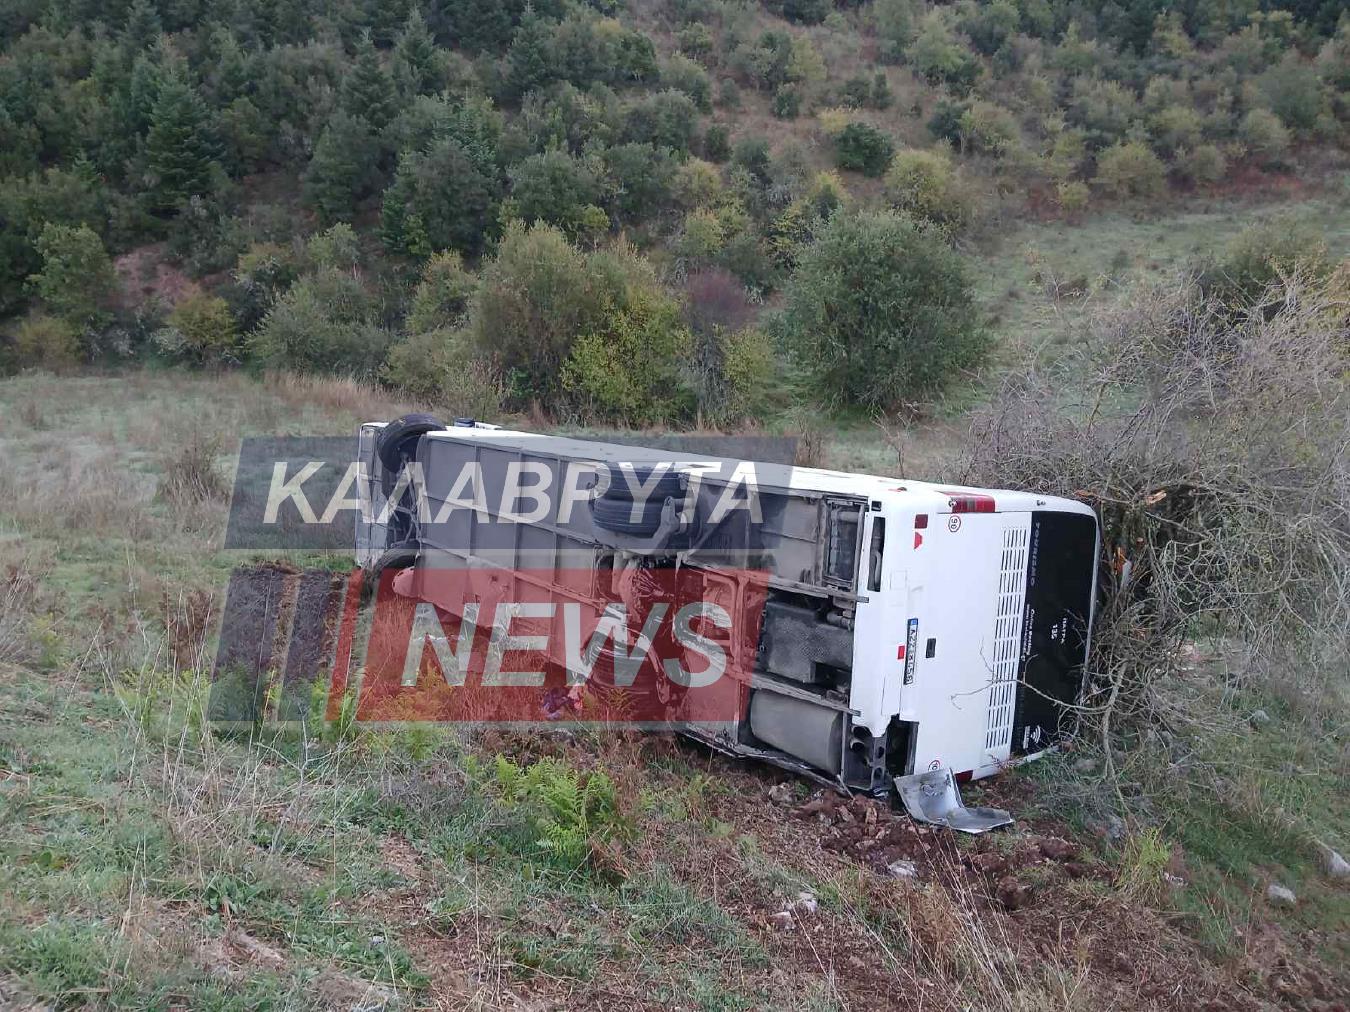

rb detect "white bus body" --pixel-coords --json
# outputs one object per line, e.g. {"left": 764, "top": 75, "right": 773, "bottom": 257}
{"left": 355, "top": 417, "right": 1100, "bottom": 792}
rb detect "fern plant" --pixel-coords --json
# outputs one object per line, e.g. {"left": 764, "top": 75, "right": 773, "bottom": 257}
{"left": 488, "top": 755, "right": 626, "bottom": 870}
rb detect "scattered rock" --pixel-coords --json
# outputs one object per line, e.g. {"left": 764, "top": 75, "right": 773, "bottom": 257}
{"left": 768, "top": 782, "right": 794, "bottom": 805}
{"left": 1163, "top": 872, "right": 1186, "bottom": 891}
{"left": 793, "top": 891, "right": 818, "bottom": 915}
{"left": 995, "top": 875, "right": 1030, "bottom": 911}
{"left": 1094, "top": 813, "right": 1127, "bottom": 843}
{"left": 769, "top": 910, "right": 795, "bottom": 930}
{"left": 1266, "top": 882, "right": 1297, "bottom": 907}
{"left": 1317, "top": 844, "right": 1350, "bottom": 880}
{"left": 886, "top": 859, "right": 919, "bottom": 880}
{"left": 1249, "top": 709, "right": 1272, "bottom": 728}
{"left": 1037, "top": 837, "right": 1075, "bottom": 861}
{"left": 1072, "top": 757, "right": 1098, "bottom": 774}
{"left": 968, "top": 851, "right": 1008, "bottom": 876}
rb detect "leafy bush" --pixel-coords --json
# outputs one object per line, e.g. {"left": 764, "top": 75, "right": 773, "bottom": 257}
{"left": 661, "top": 53, "right": 713, "bottom": 111}
{"left": 622, "top": 89, "right": 699, "bottom": 152}
{"left": 1094, "top": 141, "right": 1167, "bottom": 198}
{"left": 884, "top": 147, "right": 974, "bottom": 230}
{"left": 407, "top": 251, "right": 476, "bottom": 333}
{"left": 603, "top": 143, "right": 676, "bottom": 221}
{"left": 780, "top": 210, "right": 985, "bottom": 409}
{"left": 1239, "top": 108, "right": 1291, "bottom": 165}
{"left": 1200, "top": 213, "right": 1331, "bottom": 308}
{"left": 250, "top": 268, "right": 393, "bottom": 375}
{"left": 834, "top": 122, "right": 895, "bottom": 177}
{"left": 673, "top": 158, "right": 723, "bottom": 209}
{"left": 905, "top": 11, "right": 979, "bottom": 90}
{"left": 380, "top": 327, "right": 505, "bottom": 420}
{"left": 382, "top": 137, "right": 499, "bottom": 257}
{"left": 472, "top": 222, "right": 693, "bottom": 421}
{"left": 165, "top": 293, "right": 239, "bottom": 364}
{"left": 26, "top": 223, "right": 115, "bottom": 332}
{"left": 686, "top": 324, "right": 776, "bottom": 424}
{"left": 562, "top": 282, "right": 692, "bottom": 425}
{"left": 10, "top": 314, "right": 81, "bottom": 370}
{"left": 1175, "top": 144, "right": 1228, "bottom": 185}
{"left": 506, "top": 149, "right": 607, "bottom": 240}
{"left": 957, "top": 101, "right": 1020, "bottom": 158}
{"left": 702, "top": 123, "right": 731, "bottom": 162}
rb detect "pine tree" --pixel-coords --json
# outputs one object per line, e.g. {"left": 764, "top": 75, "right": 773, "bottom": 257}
{"left": 381, "top": 137, "right": 496, "bottom": 257}
{"left": 393, "top": 9, "right": 441, "bottom": 97}
{"left": 303, "top": 111, "right": 379, "bottom": 224}
{"left": 506, "top": 11, "right": 557, "bottom": 99}
{"left": 145, "top": 72, "right": 221, "bottom": 212}
{"left": 341, "top": 32, "right": 397, "bottom": 129}
{"left": 122, "top": 0, "right": 163, "bottom": 51}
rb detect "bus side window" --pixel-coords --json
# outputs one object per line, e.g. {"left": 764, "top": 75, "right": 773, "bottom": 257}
{"left": 867, "top": 517, "right": 885, "bottom": 593}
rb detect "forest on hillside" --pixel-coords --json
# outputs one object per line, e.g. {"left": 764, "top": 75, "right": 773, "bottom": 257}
{"left": 0, "top": 0, "right": 1347, "bottom": 424}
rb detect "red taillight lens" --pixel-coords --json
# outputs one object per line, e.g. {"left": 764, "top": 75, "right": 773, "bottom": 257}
{"left": 939, "top": 492, "right": 996, "bottom": 513}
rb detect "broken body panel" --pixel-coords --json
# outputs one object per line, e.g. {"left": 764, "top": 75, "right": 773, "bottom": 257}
{"left": 354, "top": 420, "right": 1100, "bottom": 794}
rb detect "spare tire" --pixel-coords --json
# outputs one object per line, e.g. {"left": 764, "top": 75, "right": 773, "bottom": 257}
{"left": 376, "top": 413, "right": 445, "bottom": 496}
{"left": 595, "top": 464, "right": 684, "bottom": 504}
{"left": 591, "top": 493, "right": 670, "bottom": 536}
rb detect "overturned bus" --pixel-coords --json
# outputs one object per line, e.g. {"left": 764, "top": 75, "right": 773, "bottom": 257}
{"left": 354, "top": 414, "right": 1099, "bottom": 818}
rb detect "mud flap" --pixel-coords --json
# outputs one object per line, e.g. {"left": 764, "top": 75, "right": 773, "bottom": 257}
{"left": 893, "top": 769, "right": 1013, "bottom": 834}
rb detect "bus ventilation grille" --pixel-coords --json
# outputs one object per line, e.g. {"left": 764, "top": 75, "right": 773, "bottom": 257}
{"left": 984, "top": 525, "right": 1029, "bottom": 752}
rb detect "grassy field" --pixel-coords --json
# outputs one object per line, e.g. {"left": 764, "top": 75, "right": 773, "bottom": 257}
{"left": 1, "top": 360, "right": 1347, "bottom": 1010}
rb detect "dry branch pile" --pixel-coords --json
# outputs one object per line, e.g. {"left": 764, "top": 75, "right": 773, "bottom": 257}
{"left": 962, "top": 271, "right": 1350, "bottom": 748}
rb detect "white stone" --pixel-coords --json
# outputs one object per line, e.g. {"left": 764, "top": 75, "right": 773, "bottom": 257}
{"left": 1266, "top": 882, "right": 1296, "bottom": 906}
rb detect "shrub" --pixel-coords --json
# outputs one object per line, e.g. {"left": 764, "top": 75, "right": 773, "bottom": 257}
{"left": 507, "top": 149, "right": 607, "bottom": 240}
{"left": 702, "top": 123, "right": 731, "bottom": 162}
{"left": 1094, "top": 141, "right": 1167, "bottom": 199}
{"left": 1239, "top": 108, "right": 1291, "bottom": 166}
{"left": 678, "top": 209, "right": 728, "bottom": 261}
{"left": 1149, "top": 103, "right": 1204, "bottom": 157}
{"left": 687, "top": 323, "right": 776, "bottom": 424}
{"left": 26, "top": 223, "right": 115, "bottom": 332}
{"left": 1056, "top": 179, "right": 1091, "bottom": 215}
{"left": 873, "top": 0, "right": 916, "bottom": 63}
{"left": 957, "top": 101, "right": 1020, "bottom": 158}
{"left": 622, "top": 89, "right": 699, "bottom": 152}
{"left": 1175, "top": 144, "right": 1227, "bottom": 185}
{"left": 772, "top": 87, "right": 801, "bottom": 119}
{"left": 11, "top": 314, "right": 80, "bottom": 370}
{"left": 250, "top": 268, "right": 393, "bottom": 375}
{"left": 1258, "top": 53, "right": 1325, "bottom": 133}
{"left": 780, "top": 210, "right": 984, "bottom": 408}
{"left": 661, "top": 54, "right": 713, "bottom": 111}
{"left": 884, "top": 148, "right": 973, "bottom": 230}
{"left": 1201, "top": 214, "right": 1331, "bottom": 308}
{"left": 561, "top": 283, "right": 693, "bottom": 425}
{"left": 472, "top": 222, "right": 693, "bottom": 420}
{"left": 683, "top": 268, "right": 756, "bottom": 337}
{"left": 382, "top": 328, "right": 505, "bottom": 418}
{"left": 905, "top": 12, "right": 979, "bottom": 90}
{"left": 407, "top": 251, "right": 476, "bottom": 333}
{"left": 166, "top": 294, "right": 239, "bottom": 364}
{"left": 834, "top": 123, "right": 895, "bottom": 177}
{"left": 673, "top": 158, "right": 723, "bottom": 209}
{"left": 603, "top": 143, "right": 676, "bottom": 221}
{"left": 381, "top": 137, "right": 498, "bottom": 257}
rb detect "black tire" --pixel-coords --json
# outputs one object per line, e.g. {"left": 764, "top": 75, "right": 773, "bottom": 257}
{"left": 376, "top": 413, "right": 445, "bottom": 496}
{"left": 596, "top": 464, "right": 684, "bottom": 503}
{"left": 591, "top": 494, "right": 668, "bottom": 536}
{"left": 361, "top": 544, "right": 420, "bottom": 604}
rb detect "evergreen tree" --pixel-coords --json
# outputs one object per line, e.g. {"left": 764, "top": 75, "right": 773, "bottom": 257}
{"left": 303, "top": 111, "right": 379, "bottom": 224}
{"left": 392, "top": 9, "right": 441, "bottom": 97}
{"left": 341, "top": 32, "right": 397, "bottom": 129}
{"left": 506, "top": 12, "right": 557, "bottom": 98}
{"left": 206, "top": 25, "right": 252, "bottom": 104}
{"left": 381, "top": 137, "right": 497, "bottom": 257}
{"left": 145, "top": 72, "right": 221, "bottom": 212}
{"left": 122, "top": 0, "right": 163, "bottom": 51}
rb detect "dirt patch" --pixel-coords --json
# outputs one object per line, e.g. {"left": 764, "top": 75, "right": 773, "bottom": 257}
{"left": 113, "top": 244, "right": 201, "bottom": 312}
